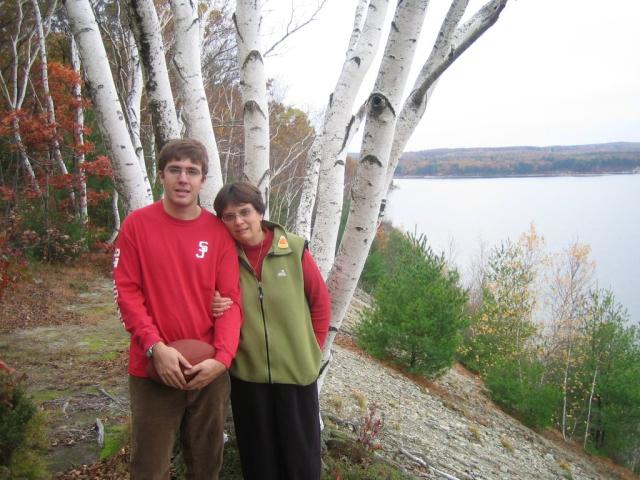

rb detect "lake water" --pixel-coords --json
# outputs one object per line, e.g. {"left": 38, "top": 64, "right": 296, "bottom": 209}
{"left": 386, "top": 174, "right": 640, "bottom": 325}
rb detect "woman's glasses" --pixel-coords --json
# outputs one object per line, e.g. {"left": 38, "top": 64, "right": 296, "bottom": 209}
{"left": 221, "top": 207, "right": 254, "bottom": 223}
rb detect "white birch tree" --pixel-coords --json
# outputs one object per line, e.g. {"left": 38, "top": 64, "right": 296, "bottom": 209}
{"left": 319, "top": 0, "right": 430, "bottom": 387}
{"left": 70, "top": 37, "right": 88, "bottom": 224}
{"left": 295, "top": 0, "right": 389, "bottom": 253}
{"left": 234, "top": 0, "right": 270, "bottom": 216}
{"left": 170, "top": 0, "right": 223, "bottom": 209}
{"left": 383, "top": 0, "right": 507, "bottom": 201}
{"left": 313, "top": 0, "right": 510, "bottom": 390}
{"left": 32, "top": 0, "right": 72, "bottom": 185}
{"left": 64, "top": 0, "right": 152, "bottom": 212}
{"left": 547, "top": 242, "right": 595, "bottom": 440}
{"left": 0, "top": 0, "right": 43, "bottom": 192}
{"left": 127, "top": 0, "right": 181, "bottom": 148}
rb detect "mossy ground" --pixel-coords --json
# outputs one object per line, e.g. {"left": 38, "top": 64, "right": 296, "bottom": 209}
{"left": 1, "top": 260, "right": 412, "bottom": 479}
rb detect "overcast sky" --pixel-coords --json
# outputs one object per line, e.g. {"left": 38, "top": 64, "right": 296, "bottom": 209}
{"left": 263, "top": 0, "right": 640, "bottom": 151}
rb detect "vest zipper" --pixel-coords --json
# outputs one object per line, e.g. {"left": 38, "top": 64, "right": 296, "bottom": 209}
{"left": 257, "top": 281, "right": 272, "bottom": 384}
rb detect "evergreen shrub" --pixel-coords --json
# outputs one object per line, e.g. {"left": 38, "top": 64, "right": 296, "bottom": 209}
{"left": 0, "top": 368, "right": 47, "bottom": 479}
{"left": 357, "top": 228, "right": 468, "bottom": 378}
{"left": 484, "top": 358, "right": 560, "bottom": 430}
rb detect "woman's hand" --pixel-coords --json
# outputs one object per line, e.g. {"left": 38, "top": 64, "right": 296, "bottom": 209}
{"left": 212, "top": 290, "right": 233, "bottom": 318}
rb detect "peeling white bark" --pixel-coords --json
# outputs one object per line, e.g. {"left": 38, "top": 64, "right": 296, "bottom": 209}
{"left": 234, "top": 0, "right": 270, "bottom": 217}
{"left": 127, "top": 0, "right": 181, "bottom": 149}
{"left": 170, "top": 0, "right": 223, "bottom": 210}
{"left": 320, "top": 0, "right": 430, "bottom": 388}
{"left": 70, "top": 37, "right": 88, "bottom": 225}
{"left": 65, "top": 0, "right": 153, "bottom": 213}
{"left": 124, "top": 29, "right": 152, "bottom": 195}
{"left": 302, "top": 0, "right": 390, "bottom": 272}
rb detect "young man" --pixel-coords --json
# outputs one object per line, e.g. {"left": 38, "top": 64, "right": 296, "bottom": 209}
{"left": 113, "top": 139, "right": 242, "bottom": 479}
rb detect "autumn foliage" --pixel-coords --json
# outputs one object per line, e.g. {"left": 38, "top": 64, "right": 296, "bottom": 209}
{"left": 1, "top": 62, "right": 115, "bottom": 263}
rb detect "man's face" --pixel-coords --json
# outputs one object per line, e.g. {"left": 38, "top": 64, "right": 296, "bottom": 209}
{"left": 159, "top": 158, "right": 204, "bottom": 211}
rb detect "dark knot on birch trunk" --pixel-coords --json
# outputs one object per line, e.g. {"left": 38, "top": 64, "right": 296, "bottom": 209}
{"left": 368, "top": 93, "right": 395, "bottom": 118}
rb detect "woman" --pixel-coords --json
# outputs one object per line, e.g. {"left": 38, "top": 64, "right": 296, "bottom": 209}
{"left": 212, "top": 181, "right": 330, "bottom": 480}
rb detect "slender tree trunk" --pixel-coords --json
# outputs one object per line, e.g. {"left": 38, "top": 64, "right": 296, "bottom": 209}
{"left": 127, "top": 0, "right": 181, "bottom": 149}
{"left": 584, "top": 366, "right": 598, "bottom": 448}
{"left": 235, "top": 0, "right": 270, "bottom": 217}
{"left": 0, "top": 0, "right": 41, "bottom": 192}
{"left": 107, "top": 189, "right": 121, "bottom": 244}
{"left": 319, "top": 0, "right": 429, "bottom": 391}
{"left": 124, "top": 29, "right": 152, "bottom": 195}
{"left": 11, "top": 117, "right": 40, "bottom": 192}
{"left": 65, "top": 0, "right": 153, "bottom": 213}
{"left": 170, "top": 0, "right": 223, "bottom": 210}
{"left": 297, "top": 0, "right": 390, "bottom": 263}
{"left": 561, "top": 342, "right": 572, "bottom": 441}
{"left": 32, "top": 0, "right": 70, "bottom": 182}
{"left": 70, "top": 37, "right": 88, "bottom": 225}
{"left": 383, "top": 0, "right": 508, "bottom": 203}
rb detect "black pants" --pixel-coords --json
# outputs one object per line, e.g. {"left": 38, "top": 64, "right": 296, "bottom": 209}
{"left": 230, "top": 376, "right": 321, "bottom": 480}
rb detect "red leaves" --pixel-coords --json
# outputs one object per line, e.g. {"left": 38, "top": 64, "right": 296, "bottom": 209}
{"left": 80, "top": 156, "right": 112, "bottom": 177}
{"left": 0, "top": 187, "right": 14, "bottom": 201}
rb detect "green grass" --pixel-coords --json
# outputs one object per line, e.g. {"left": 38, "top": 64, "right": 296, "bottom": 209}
{"left": 100, "top": 423, "right": 129, "bottom": 460}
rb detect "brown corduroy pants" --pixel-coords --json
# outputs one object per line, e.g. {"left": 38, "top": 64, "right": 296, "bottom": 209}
{"left": 128, "top": 373, "right": 230, "bottom": 480}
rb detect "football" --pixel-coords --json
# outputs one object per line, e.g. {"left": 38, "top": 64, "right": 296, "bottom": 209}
{"left": 146, "top": 339, "right": 216, "bottom": 384}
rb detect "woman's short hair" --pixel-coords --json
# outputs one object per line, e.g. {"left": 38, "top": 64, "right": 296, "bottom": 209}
{"left": 157, "top": 138, "right": 209, "bottom": 177}
{"left": 214, "top": 181, "right": 266, "bottom": 216}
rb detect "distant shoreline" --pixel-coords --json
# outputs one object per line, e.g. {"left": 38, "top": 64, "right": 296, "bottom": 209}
{"left": 394, "top": 171, "right": 640, "bottom": 180}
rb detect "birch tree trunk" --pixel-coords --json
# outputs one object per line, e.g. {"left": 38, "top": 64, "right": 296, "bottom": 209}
{"left": 384, "top": 0, "right": 508, "bottom": 200}
{"left": 32, "top": 0, "right": 71, "bottom": 182}
{"left": 123, "top": 30, "right": 149, "bottom": 181}
{"left": 10, "top": 118, "right": 40, "bottom": 192}
{"left": 295, "top": 0, "right": 389, "bottom": 253}
{"left": 0, "top": 0, "right": 41, "bottom": 191}
{"left": 127, "top": 0, "right": 181, "bottom": 149}
{"left": 31, "top": 0, "right": 69, "bottom": 178}
{"left": 107, "top": 190, "right": 121, "bottom": 244}
{"left": 584, "top": 366, "right": 598, "bottom": 448}
{"left": 70, "top": 37, "right": 88, "bottom": 225}
{"left": 318, "top": 0, "right": 429, "bottom": 390}
{"left": 65, "top": 0, "right": 153, "bottom": 213}
{"left": 234, "top": 0, "right": 270, "bottom": 217}
{"left": 170, "top": 0, "right": 223, "bottom": 210}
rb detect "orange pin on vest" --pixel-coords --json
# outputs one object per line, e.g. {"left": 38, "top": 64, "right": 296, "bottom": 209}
{"left": 277, "top": 235, "right": 289, "bottom": 249}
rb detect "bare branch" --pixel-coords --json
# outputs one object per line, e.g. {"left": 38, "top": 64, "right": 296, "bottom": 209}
{"left": 264, "top": 0, "right": 328, "bottom": 57}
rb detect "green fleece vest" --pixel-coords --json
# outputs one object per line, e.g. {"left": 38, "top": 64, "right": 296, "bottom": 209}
{"left": 231, "top": 222, "right": 322, "bottom": 385}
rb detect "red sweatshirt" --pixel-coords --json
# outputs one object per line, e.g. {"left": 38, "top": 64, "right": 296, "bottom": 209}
{"left": 113, "top": 201, "right": 242, "bottom": 376}
{"left": 242, "top": 228, "right": 331, "bottom": 348}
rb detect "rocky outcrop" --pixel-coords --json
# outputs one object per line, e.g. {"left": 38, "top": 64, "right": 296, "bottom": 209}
{"left": 320, "top": 292, "right": 631, "bottom": 480}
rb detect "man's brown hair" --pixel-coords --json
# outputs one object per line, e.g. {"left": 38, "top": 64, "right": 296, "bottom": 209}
{"left": 158, "top": 138, "right": 209, "bottom": 177}
{"left": 214, "top": 181, "right": 266, "bottom": 217}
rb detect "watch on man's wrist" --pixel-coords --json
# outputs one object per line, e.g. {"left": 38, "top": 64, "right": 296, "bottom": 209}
{"left": 146, "top": 342, "right": 158, "bottom": 359}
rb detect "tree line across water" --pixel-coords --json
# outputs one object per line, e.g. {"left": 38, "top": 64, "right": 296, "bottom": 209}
{"left": 394, "top": 142, "right": 640, "bottom": 177}
{"left": 358, "top": 223, "right": 640, "bottom": 473}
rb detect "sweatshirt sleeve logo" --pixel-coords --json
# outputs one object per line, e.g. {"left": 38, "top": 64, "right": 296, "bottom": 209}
{"left": 196, "top": 241, "right": 209, "bottom": 259}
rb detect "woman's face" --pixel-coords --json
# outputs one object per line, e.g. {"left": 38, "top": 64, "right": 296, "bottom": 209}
{"left": 220, "top": 202, "right": 264, "bottom": 246}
